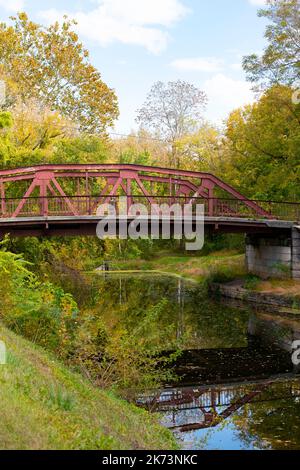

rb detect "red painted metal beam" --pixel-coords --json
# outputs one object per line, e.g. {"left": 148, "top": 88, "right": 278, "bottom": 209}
{"left": 0, "top": 163, "right": 283, "bottom": 220}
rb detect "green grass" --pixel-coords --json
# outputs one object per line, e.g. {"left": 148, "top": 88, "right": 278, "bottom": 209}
{"left": 113, "top": 250, "right": 246, "bottom": 283}
{"left": 0, "top": 324, "right": 177, "bottom": 450}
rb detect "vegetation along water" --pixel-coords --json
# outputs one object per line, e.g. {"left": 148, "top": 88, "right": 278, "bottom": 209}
{"left": 0, "top": 0, "right": 300, "bottom": 453}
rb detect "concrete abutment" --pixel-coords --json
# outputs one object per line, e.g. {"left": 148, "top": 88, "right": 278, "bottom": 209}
{"left": 246, "top": 227, "right": 300, "bottom": 280}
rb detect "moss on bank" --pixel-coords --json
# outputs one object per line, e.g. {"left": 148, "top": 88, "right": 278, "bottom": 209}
{"left": 0, "top": 324, "right": 177, "bottom": 450}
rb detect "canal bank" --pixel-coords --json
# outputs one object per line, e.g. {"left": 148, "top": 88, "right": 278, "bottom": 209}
{"left": 112, "top": 250, "right": 300, "bottom": 313}
{"left": 209, "top": 279, "right": 300, "bottom": 313}
{"left": 0, "top": 324, "right": 178, "bottom": 450}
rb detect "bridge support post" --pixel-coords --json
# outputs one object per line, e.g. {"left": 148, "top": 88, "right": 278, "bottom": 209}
{"left": 292, "top": 227, "right": 300, "bottom": 280}
{"left": 245, "top": 228, "right": 300, "bottom": 280}
{"left": 245, "top": 233, "right": 292, "bottom": 279}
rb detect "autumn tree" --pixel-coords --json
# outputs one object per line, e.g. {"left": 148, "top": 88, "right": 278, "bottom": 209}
{"left": 136, "top": 80, "right": 207, "bottom": 167}
{"left": 0, "top": 111, "right": 13, "bottom": 167}
{"left": 174, "top": 123, "right": 222, "bottom": 173}
{"left": 243, "top": 0, "right": 300, "bottom": 87}
{"left": 0, "top": 12, "right": 119, "bottom": 134}
{"left": 11, "top": 100, "right": 76, "bottom": 151}
{"left": 53, "top": 136, "right": 109, "bottom": 165}
{"left": 111, "top": 129, "right": 169, "bottom": 166}
{"left": 222, "top": 85, "right": 300, "bottom": 201}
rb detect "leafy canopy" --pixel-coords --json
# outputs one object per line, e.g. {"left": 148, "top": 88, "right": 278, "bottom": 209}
{"left": 222, "top": 85, "right": 300, "bottom": 201}
{"left": 243, "top": 0, "right": 300, "bottom": 87}
{"left": 0, "top": 12, "right": 119, "bottom": 133}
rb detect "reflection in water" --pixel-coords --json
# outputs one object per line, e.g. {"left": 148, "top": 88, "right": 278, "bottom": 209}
{"left": 139, "top": 378, "right": 300, "bottom": 450}
{"left": 139, "top": 378, "right": 300, "bottom": 429}
{"left": 92, "top": 273, "right": 300, "bottom": 450}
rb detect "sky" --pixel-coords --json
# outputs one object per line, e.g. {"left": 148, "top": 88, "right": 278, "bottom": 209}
{"left": 0, "top": 0, "right": 269, "bottom": 134}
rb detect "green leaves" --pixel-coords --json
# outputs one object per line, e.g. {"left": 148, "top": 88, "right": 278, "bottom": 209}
{"left": 0, "top": 240, "right": 80, "bottom": 358}
{"left": 223, "top": 85, "right": 300, "bottom": 201}
{"left": 0, "top": 12, "right": 119, "bottom": 133}
{"left": 0, "top": 112, "right": 12, "bottom": 129}
{"left": 243, "top": 0, "right": 300, "bottom": 86}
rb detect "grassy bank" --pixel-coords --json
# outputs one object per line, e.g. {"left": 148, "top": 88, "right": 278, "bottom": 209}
{"left": 0, "top": 324, "right": 177, "bottom": 450}
{"left": 112, "top": 251, "right": 300, "bottom": 300}
{"left": 113, "top": 250, "right": 246, "bottom": 283}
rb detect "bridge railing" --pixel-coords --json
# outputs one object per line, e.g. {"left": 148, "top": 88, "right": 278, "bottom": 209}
{"left": 0, "top": 195, "right": 300, "bottom": 221}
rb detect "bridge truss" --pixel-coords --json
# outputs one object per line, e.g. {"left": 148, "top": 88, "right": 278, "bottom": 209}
{"left": 0, "top": 164, "right": 298, "bottom": 221}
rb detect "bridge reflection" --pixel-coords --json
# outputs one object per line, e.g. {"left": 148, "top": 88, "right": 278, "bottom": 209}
{"left": 138, "top": 377, "right": 300, "bottom": 432}
{"left": 137, "top": 311, "right": 300, "bottom": 433}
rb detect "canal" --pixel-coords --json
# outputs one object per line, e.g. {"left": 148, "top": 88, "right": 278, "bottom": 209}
{"left": 91, "top": 272, "right": 300, "bottom": 450}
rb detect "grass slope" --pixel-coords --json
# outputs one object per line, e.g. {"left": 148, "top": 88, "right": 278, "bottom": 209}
{"left": 0, "top": 324, "right": 177, "bottom": 450}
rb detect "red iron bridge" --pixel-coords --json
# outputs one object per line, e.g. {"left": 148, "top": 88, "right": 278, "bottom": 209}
{"left": 0, "top": 163, "right": 299, "bottom": 238}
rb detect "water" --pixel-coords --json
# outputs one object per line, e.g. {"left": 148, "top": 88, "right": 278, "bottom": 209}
{"left": 91, "top": 272, "right": 300, "bottom": 450}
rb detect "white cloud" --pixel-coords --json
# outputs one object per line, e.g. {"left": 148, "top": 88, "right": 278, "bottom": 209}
{"left": 38, "top": 0, "right": 189, "bottom": 54}
{"left": 0, "top": 0, "right": 25, "bottom": 11}
{"left": 170, "top": 57, "right": 224, "bottom": 73}
{"left": 248, "top": 0, "right": 267, "bottom": 6}
{"left": 203, "top": 73, "right": 254, "bottom": 123}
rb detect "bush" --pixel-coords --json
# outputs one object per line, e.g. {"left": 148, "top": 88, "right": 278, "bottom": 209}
{"left": 0, "top": 240, "right": 79, "bottom": 358}
{"left": 0, "top": 241, "right": 181, "bottom": 395}
{"left": 73, "top": 299, "right": 182, "bottom": 396}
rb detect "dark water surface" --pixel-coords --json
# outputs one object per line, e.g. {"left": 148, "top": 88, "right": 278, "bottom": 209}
{"left": 94, "top": 272, "right": 300, "bottom": 450}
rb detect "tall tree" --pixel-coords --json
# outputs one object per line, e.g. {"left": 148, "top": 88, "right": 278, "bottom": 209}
{"left": 0, "top": 13, "right": 119, "bottom": 134}
{"left": 11, "top": 100, "right": 74, "bottom": 151}
{"left": 243, "top": 0, "right": 300, "bottom": 87}
{"left": 222, "top": 85, "right": 300, "bottom": 201}
{"left": 174, "top": 123, "right": 222, "bottom": 173}
{"left": 136, "top": 80, "right": 207, "bottom": 167}
{"left": 111, "top": 129, "right": 169, "bottom": 166}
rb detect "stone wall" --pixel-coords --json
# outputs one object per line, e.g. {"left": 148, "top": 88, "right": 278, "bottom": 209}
{"left": 210, "top": 282, "right": 295, "bottom": 308}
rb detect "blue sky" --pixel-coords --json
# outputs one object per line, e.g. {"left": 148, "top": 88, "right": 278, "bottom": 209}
{"left": 0, "top": 0, "right": 268, "bottom": 133}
